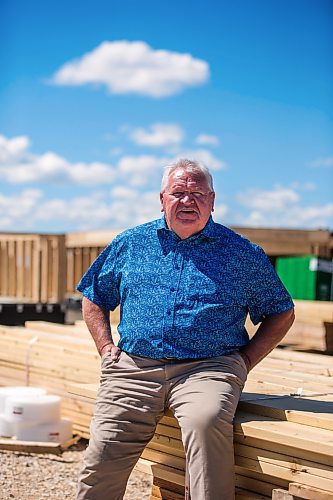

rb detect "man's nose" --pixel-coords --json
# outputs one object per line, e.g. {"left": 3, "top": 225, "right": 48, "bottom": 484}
{"left": 180, "top": 193, "right": 195, "bottom": 203}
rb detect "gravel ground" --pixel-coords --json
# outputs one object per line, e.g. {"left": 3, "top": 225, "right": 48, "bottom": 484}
{"left": 0, "top": 440, "right": 152, "bottom": 500}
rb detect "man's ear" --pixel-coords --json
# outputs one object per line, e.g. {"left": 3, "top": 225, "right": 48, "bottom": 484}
{"left": 211, "top": 192, "right": 215, "bottom": 212}
{"left": 160, "top": 192, "right": 164, "bottom": 212}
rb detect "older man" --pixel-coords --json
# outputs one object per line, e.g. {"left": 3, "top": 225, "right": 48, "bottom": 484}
{"left": 77, "top": 159, "right": 294, "bottom": 500}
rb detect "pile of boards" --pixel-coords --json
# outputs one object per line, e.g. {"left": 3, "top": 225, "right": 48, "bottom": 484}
{"left": 0, "top": 317, "right": 333, "bottom": 499}
{"left": 246, "top": 299, "right": 333, "bottom": 354}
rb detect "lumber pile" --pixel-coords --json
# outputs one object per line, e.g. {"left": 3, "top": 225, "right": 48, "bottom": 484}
{"left": 1, "top": 319, "right": 333, "bottom": 498}
{"left": 246, "top": 300, "right": 333, "bottom": 354}
{"left": 69, "top": 347, "right": 333, "bottom": 499}
{"left": 0, "top": 321, "right": 101, "bottom": 437}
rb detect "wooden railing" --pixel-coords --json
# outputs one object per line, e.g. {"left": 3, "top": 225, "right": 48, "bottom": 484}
{"left": 0, "top": 233, "right": 66, "bottom": 303}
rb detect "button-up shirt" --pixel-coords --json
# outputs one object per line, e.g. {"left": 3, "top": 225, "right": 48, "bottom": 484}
{"left": 77, "top": 216, "right": 294, "bottom": 359}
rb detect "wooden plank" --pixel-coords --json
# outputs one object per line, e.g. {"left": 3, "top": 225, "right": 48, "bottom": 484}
{"left": 271, "top": 489, "right": 296, "bottom": 500}
{"left": 31, "top": 237, "right": 41, "bottom": 302}
{"left": 235, "top": 467, "right": 290, "bottom": 492}
{"left": 234, "top": 433, "right": 331, "bottom": 472}
{"left": 235, "top": 443, "right": 333, "bottom": 482}
{"left": 0, "top": 438, "right": 63, "bottom": 454}
{"left": 238, "top": 394, "right": 333, "bottom": 431}
{"left": 16, "top": 239, "right": 25, "bottom": 298}
{"left": 152, "top": 477, "right": 184, "bottom": 495}
{"left": 141, "top": 448, "right": 185, "bottom": 472}
{"left": 8, "top": 240, "right": 16, "bottom": 297}
{"left": 235, "top": 453, "right": 333, "bottom": 491}
{"left": 24, "top": 239, "right": 33, "bottom": 298}
{"left": 288, "top": 482, "right": 333, "bottom": 500}
{"left": 136, "top": 458, "right": 185, "bottom": 487}
{"left": 151, "top": 484, "right": 184, "bottom": 500}
{"left": 234, "top": 412, "right": 333, "bottom": 465}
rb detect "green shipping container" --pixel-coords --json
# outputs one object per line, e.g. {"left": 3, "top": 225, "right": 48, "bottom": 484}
{"left": 276, "top": 255, "right": 333, "bottom": 301}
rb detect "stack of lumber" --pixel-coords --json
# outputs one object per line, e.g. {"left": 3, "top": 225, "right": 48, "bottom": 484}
{"left": 69, "top": 348, "right": 333, "bottom": 499}
{"left": 1, "top": 319, "right": 333, "bottom": 499}
{"left": 246, "top": 300, "right": 333, "bottom": 354}
{"left": 0, "top": 321, "right": 100, "bottom": 437}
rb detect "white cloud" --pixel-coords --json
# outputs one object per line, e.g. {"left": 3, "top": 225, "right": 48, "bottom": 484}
{"left": 236, "top": 185, "right": 333, "bottom": 229}
{"left": 109, "top": 187, "right": 161, "bottom": 227}
{"left": 0, "top": 134, "right": 116, "bottom": 185}
{"left": 213, "top": 203, "right": 228, "bottom": 221}
{"left": 0, "top": 188, "right": 161, "bottom": 231}
{"left": 237, "top": 186, "right": 299, "bottom": 211}
{"left": 195, "top": 134, "right": 219, "bottom": 146}
{"left": 130, "top": 123, "right": 184, "bottom": 147}
{"left": 116, "top": 149, "right": 226, "bottom": 187}
{"left": 0, "top": 189, "right": 43, "bottom": 229}
{"left": 0, "top": 135, "right": 30, "bottom": 163}
{"left": 308, "top": 156, "right": 333, "bottom": 168}
{"left": 173, "top": 149, "right": 227, "bottom": 170}
{"left": 116, "top": 154, "right": 168, "bottom": 186}
{"left": 50, "top": 40, "right": 209, "bottom": 98}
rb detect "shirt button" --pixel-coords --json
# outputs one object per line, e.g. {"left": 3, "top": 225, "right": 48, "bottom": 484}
{"left": 175, "top": 265, "right": 179, "bottom": 270}
{"left": 167, "top": 310, "right": 171, "bottom": 315}
{"left": 170, "top": 287, "right": 175, "bottom": 292}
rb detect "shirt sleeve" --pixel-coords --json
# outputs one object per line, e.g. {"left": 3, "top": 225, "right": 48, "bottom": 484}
{"left": 246, "top": 246, "right": 294, "bottom": 325}
{"left": 76, "top": 239, "right": 120, "bottom": 311}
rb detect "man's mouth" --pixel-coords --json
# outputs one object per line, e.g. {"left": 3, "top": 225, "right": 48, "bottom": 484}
{"left": 177, "top": 209, "right": 198, "bottom": 218}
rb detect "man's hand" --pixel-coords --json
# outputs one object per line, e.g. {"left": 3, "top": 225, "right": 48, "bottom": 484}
{"left": 100, "top": 342, "right": 122, "bottom": 361}
{"left": 82, "top": 297, "right": 121, "bottom": 360}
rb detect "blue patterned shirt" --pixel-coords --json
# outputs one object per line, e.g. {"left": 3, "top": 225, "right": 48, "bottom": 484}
{"left": 77, "top": 216, "right": 294, "bottom": 359}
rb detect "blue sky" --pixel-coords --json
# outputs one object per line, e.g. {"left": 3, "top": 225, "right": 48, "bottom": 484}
{"left": 1, "top": 0, "right": 332, "bottom": 233}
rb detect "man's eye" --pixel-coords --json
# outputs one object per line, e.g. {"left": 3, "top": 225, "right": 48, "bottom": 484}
{"left": 172, "top": 192, "right": 184, "bottom": 198}
{"left": 192, "top": 192, "right": 203, "bottom": 198}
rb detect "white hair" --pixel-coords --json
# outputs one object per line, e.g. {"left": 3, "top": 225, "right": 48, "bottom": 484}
{"left": 161, "top": 158, "right": 214, "bottom": 192}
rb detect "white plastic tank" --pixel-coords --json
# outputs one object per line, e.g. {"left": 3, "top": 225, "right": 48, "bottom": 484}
{"left": 0, "top": 386, "right": 47, "bottom": 412}
{"left": 14, "top": 418, "right": 73, "bottom": 444}
{"left": 0, "top": 413, "right": 14, "bottom": 437}
{"left": 5, "top": 394, "right": 61, "bottom": 424}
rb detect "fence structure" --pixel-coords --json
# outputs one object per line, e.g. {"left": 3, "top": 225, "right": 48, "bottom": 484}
{"left": 1, "top": 227, "right": 333, "bottom": 302}
{"left": 0, "top": 233, "right": 66, "bottom": 303}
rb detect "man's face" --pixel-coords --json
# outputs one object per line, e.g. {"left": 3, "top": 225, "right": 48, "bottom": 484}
{"left": 160, "top": 169, "right": 215, "bottom": 239}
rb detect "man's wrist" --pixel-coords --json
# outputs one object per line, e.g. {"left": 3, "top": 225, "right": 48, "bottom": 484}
{"left": 99, "top": 341, "right": 114, "bottom": 357}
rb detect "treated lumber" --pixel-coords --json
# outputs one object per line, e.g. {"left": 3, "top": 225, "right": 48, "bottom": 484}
{"left": 136, "top": 458, "right": 185, "bottom": 487}
{"left": 235, "top": 490, "right": 269, "bottom": 499}
{"left": 288, "top": 482, "right": 333, "bottom": 500}
{"left": 238, "top": 394, "right": 333, "bottom": 431}
{"left": 151, "top": 484, "right": 184, "bottom": 500}
{"left": 294, "top": 300, "right": 333, "bottom": 325}
{"left": 271, "top": 489, "right": 296, "bottom": 500}
{"left": 141, "top": 448, "right": 185, "bottom": 472}
{"left": 234, "top": 443, "right": 333, "bottom": 482}
{"left": 267, "top": 347, "right": 333, "bottom": 367}
{"left": 235, "top": 470, "right": 289, "bottom": 498}
{"left": 235, "top": 453, "right": 333, "bottom": 491}
{"left": 235, "top": 467, "right": 290, "bottom": 489}
{"left": 234, "top": 412, "right": 333, "bottom": 465}
{"left": 0, "top": 438, "right": 63, "bottom": 454}
{"left": 2, "top": 321, "right": 333, "bottom": 498}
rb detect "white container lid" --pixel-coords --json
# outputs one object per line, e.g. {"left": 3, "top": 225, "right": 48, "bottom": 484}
{"left": 0, "top": 387, "right": 47, "bottom": 412}
{"left": 5, "top": 394, "right": 61, "bottom": 424}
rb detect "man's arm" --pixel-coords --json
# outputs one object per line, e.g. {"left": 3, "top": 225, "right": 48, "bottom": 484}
{"left": 239, "top": 308, "right": 295, "bottom": 371}
{"left": 82, "top": 296, "right": 121, "bottom": 360}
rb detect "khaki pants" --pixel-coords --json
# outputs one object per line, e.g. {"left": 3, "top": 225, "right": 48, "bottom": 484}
{"left": 77, "top": 351, "right": 248, "bottom": 500}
